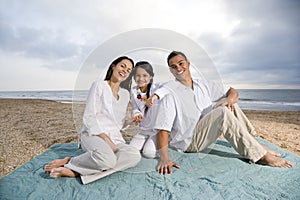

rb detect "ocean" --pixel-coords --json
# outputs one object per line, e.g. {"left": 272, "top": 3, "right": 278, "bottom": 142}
{"left": 0, "top": 89, "right": 299, "bottom": 111}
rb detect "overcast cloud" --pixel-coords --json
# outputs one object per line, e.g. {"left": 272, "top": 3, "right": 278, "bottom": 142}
{"left": 0, "top": 0, "right": 299, "bottom": 90}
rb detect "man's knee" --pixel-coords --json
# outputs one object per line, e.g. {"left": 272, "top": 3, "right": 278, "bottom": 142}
{"left": 212, "top": 106, "right": 229, "bottom": 116}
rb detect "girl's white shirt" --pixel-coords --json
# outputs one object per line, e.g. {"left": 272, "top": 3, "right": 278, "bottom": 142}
{"left": 130, "top": 83, "right": 168, "bottom": 136}
{"left": 81, "top": 80, "right": 129, "bottom": 144}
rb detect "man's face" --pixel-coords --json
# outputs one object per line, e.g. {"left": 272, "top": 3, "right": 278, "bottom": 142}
{"left": 168, "top": 54, "right": 191, "bottom": 81}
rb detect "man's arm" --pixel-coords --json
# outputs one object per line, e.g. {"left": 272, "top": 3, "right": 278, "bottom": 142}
{"left": 157, "top": 130, "right": 180, "bottom": 175}
{"left": 214, "top": 87, "right": 239, "bottom": 111}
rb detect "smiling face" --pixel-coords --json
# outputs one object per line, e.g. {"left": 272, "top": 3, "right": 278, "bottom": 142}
{"left": 134, "top": 67, "right": 153, "bottom": 92}
{"left": 111, "top": 59, "right": 133, "bottom": 83}
{"left": 168, "top": 54, "right": 191, "bottom": 82}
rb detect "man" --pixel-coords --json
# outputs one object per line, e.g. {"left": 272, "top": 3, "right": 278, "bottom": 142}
{"left": 154, "top": 51, "right": 293, "bottom": 175}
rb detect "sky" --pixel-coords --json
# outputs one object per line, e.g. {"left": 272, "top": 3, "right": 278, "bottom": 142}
{"left": 0, "top": 0, "right": 299, "bottom": 91}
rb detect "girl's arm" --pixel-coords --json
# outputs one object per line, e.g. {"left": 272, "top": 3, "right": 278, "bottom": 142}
{"left": 146, "top": 83, "right": 170, "bottom": 107}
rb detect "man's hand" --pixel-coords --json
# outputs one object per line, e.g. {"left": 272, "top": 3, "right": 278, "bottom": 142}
{"left": 157, "top": 159, "right": 180, "bottom": 175}
{"left": 214, "top": 87, "right": 238, "bottom": 111}
{"left": 214, "top": 98, "right": 235, "bottom": 111}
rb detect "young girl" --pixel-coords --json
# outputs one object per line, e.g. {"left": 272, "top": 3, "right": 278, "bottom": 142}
{"left": 129, "top": 61, "right": 168, "bottom": 158}
{"left": 44, "top": 56, "right": 141, "bottom": 184}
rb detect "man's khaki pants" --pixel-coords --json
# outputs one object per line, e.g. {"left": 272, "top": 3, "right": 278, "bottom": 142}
{"left": 186, "top": 104, "right": 266, "bottom": 163}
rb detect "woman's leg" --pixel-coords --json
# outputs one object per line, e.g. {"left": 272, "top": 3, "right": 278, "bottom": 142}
{"left": 63, "top": 135, "right": 117, "bottom": 176}
{"left": 113, "top": 143, "right": 141, "bottom": 171}
{"left": 81, "top": 143, "right": 141, "bottom": 184}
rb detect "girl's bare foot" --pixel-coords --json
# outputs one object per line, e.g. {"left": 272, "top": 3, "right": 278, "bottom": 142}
{"left": 50, "top": 167, "right": 77, "bottom": 178}
{"left": 44, "top": 157, "right": 70, "bottom": 173}
{"left": 256, "top": 152, "right": 293, "bottom": 168}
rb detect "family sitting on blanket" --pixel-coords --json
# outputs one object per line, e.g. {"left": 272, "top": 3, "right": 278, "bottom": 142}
{"left": 44, "top": 51, "right": 293, "bottom": 184}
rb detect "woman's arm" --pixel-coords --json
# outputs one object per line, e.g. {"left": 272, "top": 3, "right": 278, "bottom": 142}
{"left": 99, "top": 133, "right": 118, "bottom": 152}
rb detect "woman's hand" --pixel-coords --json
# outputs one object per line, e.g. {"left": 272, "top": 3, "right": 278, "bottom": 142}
{"left": 132, "top": 113, "right": 143, "bottom": 124}
{"left": 99, "top": 133, "right": 119, "bottom": 152}
{"left": 157, "top": 159, "right": 180, "bottom": 175}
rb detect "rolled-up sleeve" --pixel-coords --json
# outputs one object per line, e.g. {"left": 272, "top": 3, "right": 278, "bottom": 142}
{"left": 153, "top": 94, "right": 176, "bottom": 132}
{"left": 82, "top": 81, "right": 105, "bottom": 136}
{"left": 205, "top": 80, "right": 230, "bottom": 102}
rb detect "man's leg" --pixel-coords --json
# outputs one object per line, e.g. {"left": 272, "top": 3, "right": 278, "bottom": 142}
{"left": 232, "top": 104, "right": 281, "bottom": 156}
{"left": 232, "top": 104, "right": 257, "bottom": 135}
{"left": 221, "top": 106, "right": 292, "bottom": 167}
{"left": 186, "top": 107, "right": 226, "bottom": 152}
{"left": 187, "top": 106, "right": 292, "bottom": 167}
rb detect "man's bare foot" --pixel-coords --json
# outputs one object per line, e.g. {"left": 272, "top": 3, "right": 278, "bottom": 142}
{"left": 261, "top": 145, "right": 281, "bottom": 157}
{"left": 256, "top": 152, "right": 293, "bottom": 168}
{"left": 44, "top": 157, "right": 71, "bottom": 173}
{"left": 50, "top": 167, "right": 77, "bottom": 178}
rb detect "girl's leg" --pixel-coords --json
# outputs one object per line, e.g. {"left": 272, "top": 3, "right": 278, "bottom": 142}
{"left": 129, "top": 133, "right": 147, "bottom": 151}
{"left": 142, "top": 135, "right": 158, "bottom": 158}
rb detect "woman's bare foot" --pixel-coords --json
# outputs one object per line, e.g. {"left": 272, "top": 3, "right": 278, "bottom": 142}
{"left": 50, "top": 167, "right": 77, "bottom": 178}
{"left": 256, "top": 152, "right": 293, "bottom": 168}
{"left": 261, "top": 145, "right": 281, "bottom": 157}
{"left": 44, "top": 157, "right": 71, "bottom": 173}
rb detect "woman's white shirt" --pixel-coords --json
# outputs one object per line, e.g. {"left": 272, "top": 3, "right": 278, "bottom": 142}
{"left": 81, "top": 80, "right": 129, "bottom": 144}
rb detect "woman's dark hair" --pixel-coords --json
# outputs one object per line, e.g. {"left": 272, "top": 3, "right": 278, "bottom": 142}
{"left": 133, "top": 61, "right": 154, "bottom": 114}
{"left": 104, "top": 56, "right": 134, "bottom": 91}
{"left": 167, "top": 51, "right": 187, "bottom": 66}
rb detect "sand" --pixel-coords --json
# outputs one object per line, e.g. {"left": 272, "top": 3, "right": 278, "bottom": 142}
{"left": 0, "top": 99, "right": 299, "bottom": 178}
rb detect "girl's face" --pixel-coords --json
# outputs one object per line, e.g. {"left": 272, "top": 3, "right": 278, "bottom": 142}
{"left": 111, "top": 59, "right": 133, "bottom": 82}
{"left": 134, "top": 67, "right": 153, "bottom": 91}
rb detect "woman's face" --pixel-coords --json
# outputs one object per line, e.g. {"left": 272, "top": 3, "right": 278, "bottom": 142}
{"left": 134, "top": 67, "right": 153, "bottom": 91}
{"left": 111, "top": 59, "right": 133, "bottom": 82}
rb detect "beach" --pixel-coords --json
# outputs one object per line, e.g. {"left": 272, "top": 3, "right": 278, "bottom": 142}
{"left": 0, "top": 99, "right": 299, "bottom": 178}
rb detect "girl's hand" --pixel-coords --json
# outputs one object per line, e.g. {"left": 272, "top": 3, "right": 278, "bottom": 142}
{"left": 146, "top": 94, "right": 159, "bottom": 107}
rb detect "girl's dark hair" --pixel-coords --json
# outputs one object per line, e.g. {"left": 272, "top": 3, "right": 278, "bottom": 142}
{"left": 133, "top": 61, "right": 154, "bottom": 114}
{"left": 104, "top": 56, "right": 134, "bottom": 91}
{"left": 167, "top": 51, "right": 187, "bottom": 66}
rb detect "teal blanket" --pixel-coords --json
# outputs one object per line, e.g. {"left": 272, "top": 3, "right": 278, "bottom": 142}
{"left": 1, "top": 138, "right": 300, "bottom": 200}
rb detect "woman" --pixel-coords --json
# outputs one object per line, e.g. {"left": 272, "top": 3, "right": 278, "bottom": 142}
{"left": 44, "top": 56, "right": 141, "bottom": 184}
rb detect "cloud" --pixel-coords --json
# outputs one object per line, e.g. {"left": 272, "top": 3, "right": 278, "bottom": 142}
{"left": 194, "top": 1, "right": 300, "bottom": 88}
{"left": 0, "top": 0, "right": 299, "bottom": 90}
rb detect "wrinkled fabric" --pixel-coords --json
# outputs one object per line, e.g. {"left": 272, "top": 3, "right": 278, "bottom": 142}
{"left": 1, "top": 138, "right": 299, "bottom": 200}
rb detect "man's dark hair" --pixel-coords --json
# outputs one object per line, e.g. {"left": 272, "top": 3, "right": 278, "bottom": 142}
{"left": 167, "top": 51, "right": 187, "bottom": 66}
